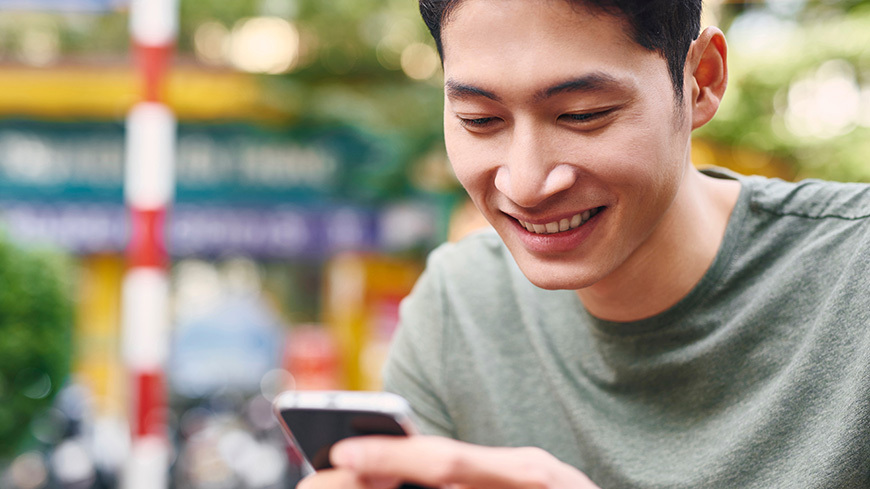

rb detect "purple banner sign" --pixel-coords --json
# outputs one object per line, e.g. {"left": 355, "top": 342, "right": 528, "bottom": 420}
{"left": 0, "top": 201, "right": 441, "bottom": 258}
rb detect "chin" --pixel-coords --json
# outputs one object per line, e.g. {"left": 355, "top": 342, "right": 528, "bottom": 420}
{"left": 514, "top": 257, "right": 599, "bottom": 291}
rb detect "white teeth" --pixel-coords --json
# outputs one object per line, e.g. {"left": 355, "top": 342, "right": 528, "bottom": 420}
{"left": 519, "top": 208, "right": 601, "bottom": 235}
{"left": 570, "top": 214, "right": 582, "bottom": 228}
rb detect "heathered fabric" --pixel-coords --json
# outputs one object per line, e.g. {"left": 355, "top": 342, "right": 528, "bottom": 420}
{"left": 383, "top": 174, "right": 870, "bottom": 488}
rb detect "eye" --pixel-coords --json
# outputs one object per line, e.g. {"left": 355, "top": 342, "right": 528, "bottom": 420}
{"left": 559, "top": 108, "right": 616, "bottom": 125}
{"left": 459, "top": 116, "right": 500, "bottom": 131}
{"left": 459, "top": 117, "right": 495, "bottom": 127}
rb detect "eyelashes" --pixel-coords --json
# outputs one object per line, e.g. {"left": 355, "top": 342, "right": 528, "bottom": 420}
{"left": 559, "top": 108, "right": 616, "bottom": 122}
{"left": 459, "top": 117, "right": 498, "bottom": 129}
{"left": 458, "top": 107, "right": 617, "bottom": 132}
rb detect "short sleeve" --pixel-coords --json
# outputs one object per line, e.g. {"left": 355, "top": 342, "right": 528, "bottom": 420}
{"left": 382, "top": 248, "right": 455, "bottom": 438}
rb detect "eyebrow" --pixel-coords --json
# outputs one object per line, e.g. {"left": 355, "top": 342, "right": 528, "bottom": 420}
{"left": 444, "top": 80, "right": 502, "bottom": 102}
{"left": 537, "top": 72, "right": 624, "bottom": 101}
{"left": 444, "top": 72, "right": 627, "bottom": 103}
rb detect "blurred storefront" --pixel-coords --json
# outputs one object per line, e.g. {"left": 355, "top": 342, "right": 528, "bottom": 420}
{"left": 0, "top": 58, "right": 451, "bottom": 488}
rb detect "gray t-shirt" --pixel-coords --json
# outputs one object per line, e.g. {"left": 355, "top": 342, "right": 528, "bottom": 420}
{"left": 383, "top": 174, "right": 870, "bottom": 488}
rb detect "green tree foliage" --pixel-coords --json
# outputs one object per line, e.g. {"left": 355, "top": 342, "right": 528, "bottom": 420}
{"left": 698, "top": 2, "right": 870, "bottom": 182}
{"left": 0, "top": 236, "right": 73, "bottom": 458}
{"left": 175, "top": 0, "right": 451, "bottom": 198}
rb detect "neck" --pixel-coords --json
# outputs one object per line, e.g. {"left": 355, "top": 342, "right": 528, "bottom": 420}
{"left": 576, "top": 168, "right": 741, "bottom": 322}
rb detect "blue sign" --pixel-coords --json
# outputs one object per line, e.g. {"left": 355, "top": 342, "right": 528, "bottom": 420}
{"left": 0, "top": 120, "right": 407, "bottom": 205}
{"left": 169, "top": 295, "right": 284, "bottom": 398}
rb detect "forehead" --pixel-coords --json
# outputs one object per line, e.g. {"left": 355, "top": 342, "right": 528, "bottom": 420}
{"left": 442, "top": 0, "right": 637, "bottom": 53}
{"left": 440, "top": 0, "right": 658, "bottom": 90}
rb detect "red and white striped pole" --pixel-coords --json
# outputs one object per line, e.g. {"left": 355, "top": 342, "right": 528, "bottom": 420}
{"left": 121, "top": 1, "right": 177, "bottom": 488}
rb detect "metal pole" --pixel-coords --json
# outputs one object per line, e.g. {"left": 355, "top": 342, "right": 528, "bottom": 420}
{"left": 121, "top": 1, "right": 177, "bottom": 488}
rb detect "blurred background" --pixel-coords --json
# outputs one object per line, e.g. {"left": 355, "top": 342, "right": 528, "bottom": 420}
{"left": 0, "top": 0, "right": 868, "bottom": 488}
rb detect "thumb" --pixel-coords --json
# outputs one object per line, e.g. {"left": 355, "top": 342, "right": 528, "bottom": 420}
{"left": 330, "top": 436, "right": 600, "bottom": 489}
{"left": 330, "top": 436, "right": 448, "bottom": 484}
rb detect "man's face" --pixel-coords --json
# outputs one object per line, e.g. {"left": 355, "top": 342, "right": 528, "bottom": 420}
{"left": 441, "top": 0, "right": 694, "bottom": 290}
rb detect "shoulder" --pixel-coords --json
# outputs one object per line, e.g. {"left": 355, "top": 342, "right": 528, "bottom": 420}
{"left": 424, "top": 229, "right": 516, "bottom": 283}
{"left": 386, "top": 230, "right": 523, "bottom": 436}
{"left": 403, "top": 229, "right": 528, "bottom": 325}
{"left": 725, "top": 176, "right": 870, "bottom": 281}
{"left": 744, "top": 176, "right": 870, "bottom": 221}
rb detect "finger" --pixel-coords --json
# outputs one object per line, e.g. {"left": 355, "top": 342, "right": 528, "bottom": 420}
{"left": 363, "top": 476, "right": 404, "bottom": 489}
{"left": 331, "top": 436, "right": 599, "bottom": 489}
{"left": 296, "top": 469, "right": 360, "bottom": 489}
{"left": 422, "top": 443, "right": 595, "bottom": 488}
{"left": 296, "top": 468, "right": 401, "bottom": 489}
{"left": 330, "top": 436, "right": 457, "bottom": 485}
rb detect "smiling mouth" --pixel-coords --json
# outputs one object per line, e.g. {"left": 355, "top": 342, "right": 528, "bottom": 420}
{"left": 516, "top": 207, "right": 604, "bottom": 234}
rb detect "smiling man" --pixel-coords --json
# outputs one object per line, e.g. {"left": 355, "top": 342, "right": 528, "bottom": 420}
{"left": 437, "top": 0, "right": 739, "bottom": 323}
{"left": 300, "top": 1, "right": 870, "bottom": 488}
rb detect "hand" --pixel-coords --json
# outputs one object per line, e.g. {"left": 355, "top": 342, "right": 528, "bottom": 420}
{"left": 296, "top": 435, "right": 600, "bottom": 489}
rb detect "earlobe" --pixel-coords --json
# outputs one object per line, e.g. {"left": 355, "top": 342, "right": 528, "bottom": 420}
{"left": 688, "top": 27, "right": 728, "bottom": 129}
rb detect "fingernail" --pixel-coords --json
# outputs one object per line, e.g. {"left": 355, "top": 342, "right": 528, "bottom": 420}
{"left": 331, "top": 441, "right": 359, "bottom": 468}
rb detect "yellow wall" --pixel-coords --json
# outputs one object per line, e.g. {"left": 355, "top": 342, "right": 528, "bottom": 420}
{"left": 0, "top": 65, "right": 282, "bottom": 121}
{"left": 74, "top": 254, "right": 125, "bottom": 417}
{"left": 323, "top": 253, "right": 422, "bottom": 390}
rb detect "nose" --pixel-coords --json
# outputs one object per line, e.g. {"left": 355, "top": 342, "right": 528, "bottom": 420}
{"left": 494, "top": 127, "right": 577, "bottom": 208}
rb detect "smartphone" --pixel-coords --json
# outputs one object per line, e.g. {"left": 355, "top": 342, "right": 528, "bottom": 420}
{"left": 273, "top": 390, "right": 430, "bottom": 488}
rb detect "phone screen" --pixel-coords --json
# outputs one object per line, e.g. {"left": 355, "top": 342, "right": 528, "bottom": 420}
{"left": 280, "top": 408, "right": 409, "bottom": 470}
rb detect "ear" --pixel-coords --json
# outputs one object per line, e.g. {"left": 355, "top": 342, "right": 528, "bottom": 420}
{"left": 686, "top": 26, "right": 728, "bottom": 130}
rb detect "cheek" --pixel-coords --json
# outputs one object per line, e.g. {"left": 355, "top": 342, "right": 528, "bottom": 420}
{"left": 592, "top": 112, "right": 684, "bottom": 186}
{"left": 445, "top": 130, "right": 493, "bottom": 195}
{"left": 577, "top": 127, "right": 659, "bottom": 185}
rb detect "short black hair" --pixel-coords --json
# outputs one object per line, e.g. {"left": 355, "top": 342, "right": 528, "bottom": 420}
{"left": 419, "top": 0, "right": 702, "bottom": 101}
